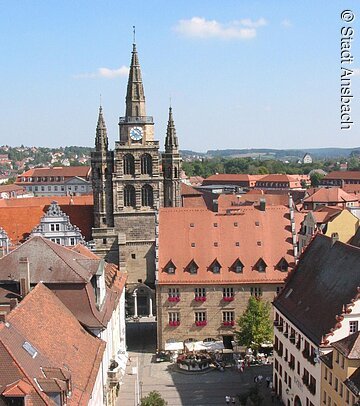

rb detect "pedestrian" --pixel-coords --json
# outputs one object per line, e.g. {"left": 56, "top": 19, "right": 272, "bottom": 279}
{"left": 231, "top": 397, "right": 236, "bottom": 405}
{"left": 225, "top": 395, "right": 230, "bottom": 405}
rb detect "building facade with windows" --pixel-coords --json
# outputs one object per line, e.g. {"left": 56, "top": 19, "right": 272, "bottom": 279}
{"left": 91, "top": 41, "right": 182, "bottom": 315}
{"left": 15, "top": 166, "right": 92, "bottom": 196}
{"left": 157, "top": 197, "right": 303, "bottom": 350}
{"left": 273, "top": 234, "right": 360, "bottom": 406}
{"left": 30, "top": 200, "right": 86, "bottom": 246}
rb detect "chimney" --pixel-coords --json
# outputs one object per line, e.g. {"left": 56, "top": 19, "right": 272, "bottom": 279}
{"left": 259, "top": 198, "right": 266, "bottom": 211}
{"left": 19, "top": 257, "right": 30, "bottom": 298}
{"left": 331, "top": 233, "right": 339, "bottom": 246}
{"left": 0, "top": 313, "right": 6, "bottom": 323}
{"left": 9, "top": 298, "right": 18, "bottom": 311}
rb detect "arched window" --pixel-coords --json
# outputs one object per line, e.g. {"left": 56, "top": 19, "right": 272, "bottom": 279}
{"left": 167, "top": 166, "right": 172, "bottom": 178}
{"left": 174, "top": 167, "right": 178, "bottom": 178}
{"left": 123, "top": 154, "right": 135, "bottom": 175}
{"left": 142, "top": 185, "right": 153, "bottom": 207}
{"left": 141, "top": 154, "right": 152, "bottom": 175}
{"left": 124, "top": 185, "right": 136, "bottom": 207}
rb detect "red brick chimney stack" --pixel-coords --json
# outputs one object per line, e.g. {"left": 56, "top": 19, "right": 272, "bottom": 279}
{"left": 19, "top": 257, "right": 30, "bottom": 297}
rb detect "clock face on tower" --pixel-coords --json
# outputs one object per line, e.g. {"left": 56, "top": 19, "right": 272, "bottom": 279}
{"left": 129, "top": 127, "right": 143, "bottom": 141}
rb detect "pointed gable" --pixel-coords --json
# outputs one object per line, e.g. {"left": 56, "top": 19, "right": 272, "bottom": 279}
{"left": 254, "top": 258, "right": 267, "bottom": 272}
{"left": 164, "top": 260, "right": 176, "bottom": 274}
{"left": 277, "top": 257, "right": 289, "bottom": 272}
{"left": 208, "top": 259, "right": 221, "bottom": 274}
{"left": 231, "top": 258, "right": 244, "bottom": 273}
{"left": 185, "top": 259, "right": 198, "bottom": 274}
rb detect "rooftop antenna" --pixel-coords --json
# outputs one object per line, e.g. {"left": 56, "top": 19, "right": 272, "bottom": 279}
{"left": 133, "top": 25, "right": 136, "bottom": 44}
{"left": 169, "top": 94, "right": 172, "bottom": 108}
{"left": 99, "top": 93, "right": 102, "bottom": 107}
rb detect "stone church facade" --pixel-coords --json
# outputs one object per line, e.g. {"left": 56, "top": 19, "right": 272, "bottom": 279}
{"left": 91, "top": 42, "right": 181, "bottom": 315}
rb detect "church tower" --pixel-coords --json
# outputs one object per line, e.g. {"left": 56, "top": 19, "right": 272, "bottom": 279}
{"left": 91, "top": 106, "right": 114, "bottom": 229}
{"left": 162, "top": 107, "right": 181, "bottom": 207}
{"left": 112, "top": 40, "right": 162, "bottom": 287}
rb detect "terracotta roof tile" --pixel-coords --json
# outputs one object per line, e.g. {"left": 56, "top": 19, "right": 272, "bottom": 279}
{"left": 0, "top": 196, "right": 93, "bottom": 243}
{"left": 17, "top": 166, "right": 90, "bottom": 179}
{"left": 323, "top": 171, "right": 360, "bottom": 180}
{"left": 304, "top": 187, "right": 358, "bottom": 203}
{"left": 158, "top": 204, "right": 304, "bottom": 285}
{"left": 5, "top": 283, "right": 106, "bottom": 405}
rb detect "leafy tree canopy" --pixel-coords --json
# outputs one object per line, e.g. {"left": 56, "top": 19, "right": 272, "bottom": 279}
{"left": 236, "top": 296, "right": 273, "bottom": 352}
{"left": 140, "top": 391, "right": 167, "bottom": 406}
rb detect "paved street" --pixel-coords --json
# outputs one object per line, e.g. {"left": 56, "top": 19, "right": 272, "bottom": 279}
{"left": 117, "top": 320, "right": 276, "bottom": 406}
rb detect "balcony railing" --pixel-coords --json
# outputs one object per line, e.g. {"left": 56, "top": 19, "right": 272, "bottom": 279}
{"left": 119, "top": 116, "right": 154, "bottom": 124}
{"left": 195, "top": 320, "right": 207, "bottom": 327}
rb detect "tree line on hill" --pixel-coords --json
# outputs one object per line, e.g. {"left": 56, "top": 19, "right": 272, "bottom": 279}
{"left": 182, "top": 156, "right": 360, "bottom": 179}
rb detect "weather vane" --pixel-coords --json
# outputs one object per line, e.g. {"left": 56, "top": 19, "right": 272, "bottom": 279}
{"left": 133, "top": 26, "right": 136, "bottom": 44}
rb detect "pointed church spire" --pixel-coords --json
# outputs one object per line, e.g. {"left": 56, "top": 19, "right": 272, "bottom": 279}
{"left": 125, "top": 34, "right": 146, "bottom": 118}
{"left": 95, "top": 105, "right": 108, "bottom": 152}
{"left": 165, "top": 106, "right": 179, "bottom": 153}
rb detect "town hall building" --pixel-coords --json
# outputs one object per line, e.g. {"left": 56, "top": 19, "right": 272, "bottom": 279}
{"left": 91, "top": 41, "right": 181, "bottom": 315}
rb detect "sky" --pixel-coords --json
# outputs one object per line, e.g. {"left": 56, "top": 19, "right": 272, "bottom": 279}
{"left": 0, "top": 0, "right": 359, "bottom": 152}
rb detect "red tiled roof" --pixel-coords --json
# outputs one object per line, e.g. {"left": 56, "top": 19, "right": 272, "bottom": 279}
{"left": 203, "top": 174, "right": 263, "bottom": 182}
{"left": 323, "top": 171, "right": 360, "bottom": 180}
{"left": 17, "top": 166, "right": 91, "bottom": 178}
{"left": 311, "top": 206, "right": 342, "bottom": 223}
{"left": 181, "top": 183, "right": 202, "bottom": 196}
{"left": 256, "top": 174, "right": 298, "bottom": 182}
{"left": 218, "top": 192, "right": 290, "bottom": 209}
{"left": 3, "top": 283, "right": 106, "bottom": 405}
{"left": 0, "top": 196, "right": 94, "bottom": 243}
{"left": 0, "top": 184, "right": 25, "bottom": 193}
{"left": 304, "top": 187, "right": 358, "bottom": 203}
{"left": 158, "top": 205, "right": 304, "bottom": 285}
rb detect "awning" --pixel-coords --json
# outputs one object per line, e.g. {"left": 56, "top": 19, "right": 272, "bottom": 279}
{"left": 185, "top": 341, "right": 224, "bottom": 352}
{"left": 165, "top": 342, "right": 184, "bottom": 351}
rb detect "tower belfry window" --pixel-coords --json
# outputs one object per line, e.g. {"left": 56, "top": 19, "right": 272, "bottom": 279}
{"left": 142, "top": 184, "right": 153, "bottom": 207}
{"left": 123, "top": 154, "right": 135, "bottom": 175}
{"left": 141, "top": 154, "right": 152, "bottom": 175}
{"left": 124, "top": 185, "right": 136, "bottom": 207}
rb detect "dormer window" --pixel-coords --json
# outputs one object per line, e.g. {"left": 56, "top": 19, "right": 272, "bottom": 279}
{"left": 165, "top": 260, "right": 176, "bottom": 274}
{"left": 277, "top": 257, "right": 289, "bottom": 272}
{"left": 186, "top": 260, "right": 198, "bottom": 274}
{"left": 232, "top": 259, "right": 244, "bottom": 273}
{"left": 209, "top": 259, "right": 221, "bottom": 274}
{"left": 255, "top": 258, "right": 267, "bottom": 272}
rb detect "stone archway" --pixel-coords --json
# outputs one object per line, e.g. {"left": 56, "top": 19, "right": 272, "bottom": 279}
{"left": 128, "top": 283, "right": 155, "bottom": 317}
{"left": 294, "top": 395, "right": 302, "bottom": 406}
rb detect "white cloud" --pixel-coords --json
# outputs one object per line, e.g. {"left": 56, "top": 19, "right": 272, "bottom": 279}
{"left": 281, "top": 19, "right": 292, "bottom": 28}
{"left": 73, "top": 65, "right": 129, "bottom": 79}
{"left": 174, "top": 17, "right": 267, "bottom": 40}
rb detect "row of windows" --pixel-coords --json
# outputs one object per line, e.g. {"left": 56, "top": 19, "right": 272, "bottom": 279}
{"left": 21, "top": 176, "right": 65, "bottom": 182}
{"left": 165, "top": 258, "right": 289, "bottom": 275}
{"left": 166, "top": 286, "right": 281, "bottom": 300}
{"left": 274, "top": 337, "right": 316, "bottom": 396}
{"left": 123, "top": 184, "right": 153, "bottom": 207}
{"left": 189, "top": 221, "right": 261, "bottom": 228}
{"left": 50, "top": 237, "right": 76, "bottom": 245}
{"left": 26, "top": 185, "right": 87, "bottom": 192}
{"left": 123, "top": 153, "right": 153, "bottom": 175}
{"left": 168, "top": 311, "right": 235, "bottom": 324}
{"left": 323, "top": 386, "right": 357, "bottom": 405}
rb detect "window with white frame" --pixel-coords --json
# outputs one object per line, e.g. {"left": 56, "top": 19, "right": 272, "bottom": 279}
{"left": 168, "top": 287, "right": 180, "bottom": 298}
{"left": 350, "top": 320, "right": 358, "bottom": 334}
{"left": 195, "top": 287, "right": 206, "bottom": 298}
{"left": 195, "top": 311, "right": 206, "bottom": 322}
{"left": 223, "top": 287, "right": 234, "bottom": 298}
{"left": 70, "top": 237, "right": 75, "bottom": 246}
{"left": 222, "top": 311, "right": 234, "bottom": 322}
{"left": 168, "top": 312, "right": 180, "bottom": 322}
{"left": 250, "top": 287, "right": 262, "bottom": 297}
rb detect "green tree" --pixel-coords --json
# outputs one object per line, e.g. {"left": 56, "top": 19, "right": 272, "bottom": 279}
{"left": 235, "top": 296, "right": 273, "bottom": 353}
{"left": 140, "top": 391, "right": 167, "bottom": 406}
{"left": 310, "top": 172, "right": 325, "bottom": 187}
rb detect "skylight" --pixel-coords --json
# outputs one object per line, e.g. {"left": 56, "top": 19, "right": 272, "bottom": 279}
{"left": 22, "top": 341, "right": 38, "bottom": 358}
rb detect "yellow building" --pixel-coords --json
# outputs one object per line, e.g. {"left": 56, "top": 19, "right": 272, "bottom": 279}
{"left": 321, "top": 331, "right": 360, "bottom": 406}
{"left": 324, "top": 209, "right": 359, "bottom": 245}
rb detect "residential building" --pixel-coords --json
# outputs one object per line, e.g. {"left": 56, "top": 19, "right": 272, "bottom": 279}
{"left": 302, "top": 187, "right": 359, "bottom": 210}
{"left": 273, "top": 234, "right": 360, "bottom": 406}
{"left": 15, "top": 166, "right": 92, "bottom": 196}
{"left": 255, "top": 174, "right": 304, "bottom": 190}
{"left": 30, "top": 200, "right": 86, "bottom": 246}
{"left": 0, "top": 184, "right": 29, "bottom": 199}
{"left": 302, "top": 153, "right": 313, "bottom": 164}
{"left": 0, "top": 236, "right": 128, "bottom": 405}
{"left": 320, "top": 332, "right": 360, "bottom": 406}
{"left": 0, "top": 195, "right": 93, "bottom": 247}
{"left": 0, "top": 283, "right": 106, "bottom": 405}
{"left": 298, "top": 206, "right": 359, "bottom": 253}
{"left": 202, "top": 174, "right": 264, "bottom": 189}
{"left": 320, "top": 171, "right": 360, "bottom": 190}
{"left": 156, "top": 195, "right": 304, "bottom": 350}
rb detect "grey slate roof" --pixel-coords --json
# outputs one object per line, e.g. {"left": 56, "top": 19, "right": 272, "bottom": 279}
{"left": 274, "top": 234, "right": 360, "bottom": 345}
